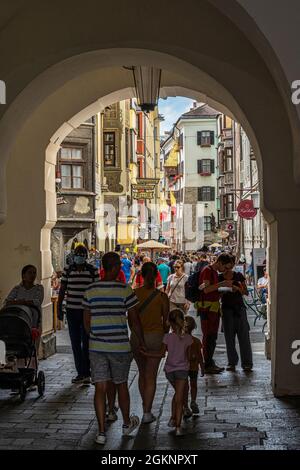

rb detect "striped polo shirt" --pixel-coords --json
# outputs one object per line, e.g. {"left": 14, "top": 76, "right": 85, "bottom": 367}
{"left": 61, "top": 264, "right": 99, "bottom": 310}
{"left": 82, "top": 281, "right": 139, "bottom": 353}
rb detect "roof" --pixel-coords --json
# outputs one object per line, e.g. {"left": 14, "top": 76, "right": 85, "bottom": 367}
{"left": 180, "top": 103, "right": 220, "bottom": 119}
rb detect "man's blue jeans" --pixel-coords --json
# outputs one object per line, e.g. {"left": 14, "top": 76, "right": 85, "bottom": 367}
{"left": 66, "top": 309, "right": 90, "bottom": 378}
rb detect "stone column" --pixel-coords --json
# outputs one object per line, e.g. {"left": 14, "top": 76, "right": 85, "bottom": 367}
{"left": 270, "top": 211, "right": 300, "bottom": 396}
{"left": 0, "top": 138, "right": 58, "bottom": 358}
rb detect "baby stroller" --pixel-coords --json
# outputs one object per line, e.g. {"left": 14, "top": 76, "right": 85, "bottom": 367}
{"left": 0, "top": 305, "right": 45, "bottom": 402}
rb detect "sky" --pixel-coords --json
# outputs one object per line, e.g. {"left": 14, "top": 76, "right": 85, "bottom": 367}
{"left": 158, "top": 97, "right": 194, "bottom": 138}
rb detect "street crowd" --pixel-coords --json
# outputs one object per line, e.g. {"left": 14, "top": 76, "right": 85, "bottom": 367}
{"left": 1, "top": 244, "right": 269, "bottom": 444}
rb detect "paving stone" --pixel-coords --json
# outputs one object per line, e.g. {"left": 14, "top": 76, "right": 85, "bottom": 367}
{"left": 0, "top": 310, "right": 299, "bottom": 451}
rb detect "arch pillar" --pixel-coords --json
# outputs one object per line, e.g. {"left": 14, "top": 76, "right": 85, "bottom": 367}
{"left": 269, "top": 212, "right": 300, "bottom": 396}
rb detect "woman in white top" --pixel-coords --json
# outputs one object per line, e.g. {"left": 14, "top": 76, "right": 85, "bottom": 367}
{"left": 166, "top": 260, "right": 190, "bottom": 313}
{"left": 4, "top": 264, "right": 44, "bottom": 327}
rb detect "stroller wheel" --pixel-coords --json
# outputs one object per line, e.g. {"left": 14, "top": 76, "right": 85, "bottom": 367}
{"left": 37, "top": 371, "right": 45, "bottom": 396}
{"left": 19, "top": 382, "right": 27, "bottom": 402}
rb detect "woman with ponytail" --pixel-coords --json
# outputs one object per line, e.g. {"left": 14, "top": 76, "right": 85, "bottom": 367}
{"left": 142, "top": 308, "right": 193, "bottom": 436}
{"left": 130, "top": 262, "right": 169, "bottom": 424}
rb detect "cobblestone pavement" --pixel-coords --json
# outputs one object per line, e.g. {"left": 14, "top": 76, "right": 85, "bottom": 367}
{"left": 0, "top": 307, "right": 299, "bottom": 450}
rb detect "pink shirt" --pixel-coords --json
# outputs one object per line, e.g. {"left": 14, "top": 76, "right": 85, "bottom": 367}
{"left": 163, "top": 332, "right": 193, "bottom": 373}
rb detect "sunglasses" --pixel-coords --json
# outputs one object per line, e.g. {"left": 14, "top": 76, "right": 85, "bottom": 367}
{"left": 174, "top": 266, "right": 181, "bottom": 269}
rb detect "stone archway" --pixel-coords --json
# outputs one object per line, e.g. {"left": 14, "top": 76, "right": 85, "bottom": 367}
{"left": 0, "top": 2, "right": 299, "bottom": 396}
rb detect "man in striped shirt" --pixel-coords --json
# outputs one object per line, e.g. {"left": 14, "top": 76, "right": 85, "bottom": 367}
{"left": 58, "top": 245, "right": 98, "bottom": 384}
{"left": 83, "top": 251, "right": 145, "bottom": 445}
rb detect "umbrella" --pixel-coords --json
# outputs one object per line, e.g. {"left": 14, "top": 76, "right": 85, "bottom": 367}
{"left": 209, "top": 242, "right": 223, "bottom": 248}
{"left": 137, "top": 240, "right": 171, "bottom": 259}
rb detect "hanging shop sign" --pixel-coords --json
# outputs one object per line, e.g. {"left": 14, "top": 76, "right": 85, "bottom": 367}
{"left": 237, "top": 199, "right": 257, "bottom": 219}
{"left": 132, "top": 184, "right": 155, "bottom": 200}
{"left": 136, "top": 178, "right": 160, "bottom": 186}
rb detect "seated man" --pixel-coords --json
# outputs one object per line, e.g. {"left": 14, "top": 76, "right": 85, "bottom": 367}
{"left": 257, "top": 269, "right": 268, "bottom": 304}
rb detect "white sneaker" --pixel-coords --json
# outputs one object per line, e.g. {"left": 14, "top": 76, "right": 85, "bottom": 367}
{"left": 183, "top": 406, "right": 193, "bottom": 418}
{"left": 167, "top": 418, "right": 176, "bottom": 428}
{"left": 106, "top": 410, "right": 118, "bottom": 422}
{"left": 122, "top": 415, "right": 140, "bottom": 436}
{"left": 95, "top": 433, "right": 106, "bottom": 445}
{"left": 142, "top": 412, "right": 156, "bottom": 424}
{"left": 175, "top": 427, "right": 184, "bottom": 436}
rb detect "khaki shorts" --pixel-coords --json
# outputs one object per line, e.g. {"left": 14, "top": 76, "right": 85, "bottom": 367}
{"left": 130, "top": 331, "right": 164, "bottom": 353}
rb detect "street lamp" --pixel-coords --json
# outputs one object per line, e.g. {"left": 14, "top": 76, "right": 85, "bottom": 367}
{"left": 251, "top": 191, "right": 260, "bottom": 209}
{"left": 132, "top": 66, "right": 162, "bottom": 113}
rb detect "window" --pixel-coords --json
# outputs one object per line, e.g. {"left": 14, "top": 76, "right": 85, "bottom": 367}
{"left": 59, "top": 145, "right": 85, "bottom": 190}
{"left": 198, "top": 186, "right": 215, "bottom": 201}
{"left": 197, "top": 131, "right": 214, "bottom": 146}
{"left": 225, "top": 194, "right": 234, "bottom": 218}
{"left": 225, "top": 156, "right": 233, "bottom": 172}
{"left": 204, "top": 216, "right": 211, "bottom": 231}
{"left": 198, "top": 159, "right": 215, "bottom": 174}
{"left": 61, "top": 164, "right": 83, "bottom": 189}
{"left": 178, "top": 133, "right": 183, "bottom": 149}
{"left": 60, "top": 147, "right": 82, "bottom": 160}
{"left": 104, "top": 132, "right": 116, "bottom": 166}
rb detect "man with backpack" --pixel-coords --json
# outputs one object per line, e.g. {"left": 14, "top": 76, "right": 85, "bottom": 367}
{"left": 58, "top": 244, "right": 98, "bottom": 384}
{"left": 197, "top": 254, "right": 233, "bottom": 374}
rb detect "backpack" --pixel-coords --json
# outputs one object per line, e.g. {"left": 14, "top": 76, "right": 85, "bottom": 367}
{"left": 184, "top": 270, "right": 200, "bottom": 302}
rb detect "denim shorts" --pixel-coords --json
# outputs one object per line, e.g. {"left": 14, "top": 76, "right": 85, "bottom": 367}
{"left": 165, "top": 370, "right": 189, "bottom": 383}
{"left": 89, "top": 351, "right": 133, "bottom": 384}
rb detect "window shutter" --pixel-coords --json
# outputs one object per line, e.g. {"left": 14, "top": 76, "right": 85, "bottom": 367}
{"left": 197, "top": 160, "right": 202, "bottom": 173}
{"left": 197, "top": 131, "right": 202, "bottom": 145}
{"left": 210, "top": 160, "right": 215, "bottom": 173}
{"left": 198, "top": 187, "right": 203, "bottom": 201}
{"left": 210, "top": 131, "right": 215, "bottom": 145}
{"left": 210, "top": 187, "right": 215, "bottom": 201}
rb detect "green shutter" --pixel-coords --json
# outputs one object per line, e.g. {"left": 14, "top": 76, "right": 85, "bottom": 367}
{"left": 197, "top": 160, "right": 202, "bottom": 173}
{"left": 197, "top": 131, "right": 202, "bottom": 145}
{"left": 210, "top": 131, "right": 215, "bottom": 145}
{"left": 211, "top": 187, "right": 215, "bottom": 201}
{"left": 211, "top": 160, "right": 215, "bottom": 173}
{"left": 198, "top": 187, "right": 203, "bottom": 201}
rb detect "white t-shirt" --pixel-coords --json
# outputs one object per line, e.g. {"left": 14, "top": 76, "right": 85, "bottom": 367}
{"left": 257, "top": 276, "right": 268, "bottom": 288}
{"left": 168, "top": 273, "right": 189, "bottom": 304}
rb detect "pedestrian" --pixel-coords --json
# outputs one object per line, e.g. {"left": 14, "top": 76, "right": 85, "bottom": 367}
{"left": 131, "top": 262, "right": 169, "bottom": 424}
{"left": 145, "top": 309, "right": 193, "bottom": 436}
{"left": 257, "top": 268, "right": 269, "bottom": 303}
{"left": 183, "top": 316, "right": 205, "bottom": 417}
{"left": 58, "top": 245, "right": 98, "bottom": 384}
{"left": 157, "top": 258, "right": 171, "bottom": 292}
{"left": 184, "top": 257, "right": 193, "bottom": 276}
{"left": 195, "top": 254, "right": 209, "bottom": 273}
{"left": 121, "top": 253, "right": 133, "bottom": 283}
{"left": 83, "top": 252, "right": 145, "bottom": 445}
{"left": 219, "top": 256, "right": 253, "bottom": 372}
{"left": 196, "top": 253, "right": 233, "bottom": 374}
{"left": 168, "top": 255, "right": 178, "bottom": 274}
{"left": 166, "top": 259, "right": 190, "bottom": 313}
{"left": 133, "top": 257, "right": 163, "bottom": 290}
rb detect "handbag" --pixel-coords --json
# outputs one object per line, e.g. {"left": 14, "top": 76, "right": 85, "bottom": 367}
{"left": 138, "top": 289, "right": 160, "bottom": 315}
